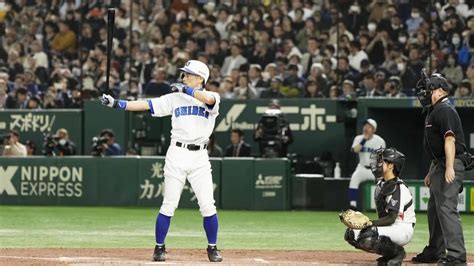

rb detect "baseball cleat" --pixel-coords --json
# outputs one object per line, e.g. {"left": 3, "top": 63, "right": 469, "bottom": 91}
{"left": 152, "top": 244, "right": 166, "bottom": 261}
{"left": 207, "top": 245, "right": 223, "bottom": 262}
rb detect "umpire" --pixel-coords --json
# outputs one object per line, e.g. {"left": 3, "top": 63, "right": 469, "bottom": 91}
{"left": 412, "top": 73, "right": 467, "bottom": 265}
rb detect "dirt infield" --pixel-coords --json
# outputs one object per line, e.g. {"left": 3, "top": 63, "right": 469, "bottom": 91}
{"left": 1, "top": 248, "right": 473, "bottom": 265}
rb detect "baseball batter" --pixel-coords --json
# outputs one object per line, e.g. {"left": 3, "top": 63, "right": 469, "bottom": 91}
{"left": 344, "top": 147, "right": 416, "bottom": 265}
{"left": 101, "top": 60, "right": 223, "bottom": 262}
{"left": 349, "top": 119, "right": 385, "bottom": 209}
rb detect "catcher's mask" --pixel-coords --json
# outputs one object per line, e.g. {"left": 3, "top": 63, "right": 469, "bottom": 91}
{"left": 370, "top": 147, "right": 406, "bottom": 179}
{"left": 416, "top": 69, "right": 450, "bottom": 107}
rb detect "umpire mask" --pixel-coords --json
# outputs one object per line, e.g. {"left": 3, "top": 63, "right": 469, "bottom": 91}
{"left": 416, "top": 68, "right": 433, "bottom": 107}
{"left": 370, "top": 148, "right": 384, "bottom": 180}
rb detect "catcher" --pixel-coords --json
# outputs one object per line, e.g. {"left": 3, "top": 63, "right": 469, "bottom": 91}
{"left": 340, "top": 147, "right": 416, "bottom": 265}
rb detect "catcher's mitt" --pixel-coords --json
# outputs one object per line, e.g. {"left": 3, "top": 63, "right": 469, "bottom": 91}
{"left": 339, "top": 209, "right": 372, "bottom": 229}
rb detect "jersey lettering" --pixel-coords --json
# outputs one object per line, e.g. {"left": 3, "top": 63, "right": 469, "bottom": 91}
{"left": 361, "top": 147, "right": 377, "bottom": 153}
{"left": 175, "top": 106, "right": 209, "bottom": 119}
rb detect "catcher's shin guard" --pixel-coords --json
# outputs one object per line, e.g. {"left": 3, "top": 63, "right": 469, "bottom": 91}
{"left": 375, "top": 236, "right": 405, "bottom": 266}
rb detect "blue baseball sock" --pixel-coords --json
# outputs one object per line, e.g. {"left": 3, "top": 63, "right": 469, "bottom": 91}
{"left": 349, "top": 188, "right": 358, "bottom": 206}
{"left": 155, "top": 213, "right": 171, "bottom": 245}
{"left": 203, "top": 214, "right": 218, "bottom": 245}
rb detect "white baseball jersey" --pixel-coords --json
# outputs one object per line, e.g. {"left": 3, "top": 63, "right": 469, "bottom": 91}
{"left": 148, "top": 91, "right": 221, "bottom": 144}
{"left": 352, "top": 134, "right": 386, "bottom": 167}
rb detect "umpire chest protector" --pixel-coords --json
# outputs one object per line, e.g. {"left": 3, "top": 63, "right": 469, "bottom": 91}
{"left": 374, "top": 179, "right": 411, "bottom": 218}
{"left": 424, "top": 97, "right": 466, "bottom": 159}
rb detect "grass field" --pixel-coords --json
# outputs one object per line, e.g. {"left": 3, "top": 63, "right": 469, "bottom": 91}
{"left": 0, "top": 206, "right": 473, "bottom": 253}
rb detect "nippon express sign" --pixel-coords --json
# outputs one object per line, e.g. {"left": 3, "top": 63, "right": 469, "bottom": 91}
{"left": 0, "top": 165, "right": 83, "bottom": 198}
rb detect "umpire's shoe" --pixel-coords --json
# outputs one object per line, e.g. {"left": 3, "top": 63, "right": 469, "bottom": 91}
{"left": 153, "top": 244, "right": 166, "bottom": 261}
{"left": 411, "top": 252, "right": 438, "bottom": 263}
{"left": 437, "top": 255, "right": 467, "bottom": 266}
{"left": 207, "top": 245, "right": 223, "bottom": 262}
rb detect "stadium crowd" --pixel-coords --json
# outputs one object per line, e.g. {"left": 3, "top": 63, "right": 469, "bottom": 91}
{"left": 0, "top": 0, "right": 473, "bottom": 110}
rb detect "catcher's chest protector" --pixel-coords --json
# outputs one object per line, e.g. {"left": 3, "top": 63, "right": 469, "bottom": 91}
{"left": 374, "top": 179, "right": 404, "bottom": 218}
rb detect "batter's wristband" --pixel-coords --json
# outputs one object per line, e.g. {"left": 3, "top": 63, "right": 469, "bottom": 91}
{"left": 116, "top": 100, "right": 127, "bottom": 110}
{"left": 184, "top": 87, "right": 195, "bottom": 97}
{"left": 360, "top": 139, "right": 367, "bottom": 146}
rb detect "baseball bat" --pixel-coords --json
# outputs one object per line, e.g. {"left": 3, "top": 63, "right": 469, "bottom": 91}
{"left": 104, "top": 8, "right": 115, "bottom": 95}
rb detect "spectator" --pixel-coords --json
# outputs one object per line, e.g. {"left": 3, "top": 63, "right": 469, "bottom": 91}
{"left": 234, "top": 74, "right": 258, "bottom": 100}
{"left": 358, "top": 73, "right": 383, "bottom": 97}
{"left": 144, "top": 67, "right": 171, "bottom": 97}
{"left": 97, "top": 129, "right": 122, "bottom": 156}
{"left": 304, "top": 80, "right": 324, "bottom": 98}
{"left": 301, "top": 37, "right": 323, "bottom": 76}
{"left": 221, "top": 44, "right": 247, "bottom": 77}
{"left": 307, "top": 63, "right": 329, "bottom": 96}
{"left": 396, "top": 57, "right": 418, "bottom": 94}
{"left": 208, "top": 133, "right": 223, "bottom": 158}
{"left": 341, "top": 79, "right": 357, "bottom": 100}
{"left": 29, "top": 40, "right": 49, "bottom": 70}
{"left": 261, "top": 77, "right": 284, "bottom": 98}
{"left": 0, "top": 78, "right": 7, "bottom": 108}
{"left": 25, "top": 140, "right": 37, "bottom": 156}
{"left": 219, "top": 76, "right": 236, "bottom": 99}
{"left": 7, "top": 50, "right": 24, "bottom": 81}
{"left": 44, "top": 128, "right": 77, "bottom": 156}
{"left": 23, "top": 70, "right": 39, "bottom": 96}
{"left": 248, "top": 64, "right": 268, "bottom": 95}
{"left": 1, "top": 0, "right": 473, "bottom": 105}
{"left": 26, "top": 96, "right": 42, "bottom": 109}
{"left": 348, "top": 41, "right": 369, "bottom": 72}
{"left": 329, "top": 85, "right": 341, "bottom": 100}
{"left": 5, "top": 87, "right": 28, "bottom": 109}
{"left": 384, "top": 76, "right": 406, "bottom": 98}
{"left": 224, "top": 129, "right": 251, "bottom": 157}
{"left": 455, "top": 80, "right": 472, "bottom": 97}
{"left": 282, "top": 64, "right": 304, "bottom": 97}
{"left": 442, "top": 53, "right": 464, "bottom": 87}
{"left": 51, "top": 21, "right": 77, "bottom": 56}
{"left": 405, "top": 7, "right": 424, "bottom": 34}
{"left": 2, "top": 130, "right": 27, "bottom": 157}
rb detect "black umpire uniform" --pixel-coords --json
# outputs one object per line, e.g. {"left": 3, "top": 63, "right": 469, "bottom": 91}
{"left": 413, "top": 73, "right": 467, "bottom": 264}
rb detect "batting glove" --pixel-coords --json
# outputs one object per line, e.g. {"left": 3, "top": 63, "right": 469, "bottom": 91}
{"left": 170, "top": 83, "right": 186, "bottom": 93}
{"left": 171, "top": 83, "right": 195, "bottom": 97}
{"left": 101, "top": 94, "right": 117, "bottom": 108}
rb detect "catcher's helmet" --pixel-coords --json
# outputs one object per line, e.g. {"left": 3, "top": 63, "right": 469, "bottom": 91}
{"left": 370, "top": 147, "right": 406, "bottom": 178}
{"left": 381, "top": 147, "right": 406, "bottom": 174}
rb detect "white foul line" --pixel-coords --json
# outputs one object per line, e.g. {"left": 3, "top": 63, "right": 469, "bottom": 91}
{"left": 253, "top": 258, "right": 270, "bottom": 264}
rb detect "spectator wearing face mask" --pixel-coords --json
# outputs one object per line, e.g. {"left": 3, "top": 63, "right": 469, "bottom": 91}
{"left": 405, "top": 8, "right": 424, "bottom": 34}
{"left": 442, "top": 53, "right": 464, "bottom": 87}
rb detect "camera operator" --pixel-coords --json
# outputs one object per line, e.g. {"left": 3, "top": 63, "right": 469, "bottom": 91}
{"left": 92, "top": 129, "right": 122, "bottom": 156}
{"left": 2, "top": 130, "right": 27, "bottom": 157}
{"left": 43, "top": 128, "right": 77, "bottom": 156}
{"left": 253, "top": 99, "right": 293, "bottom": 157}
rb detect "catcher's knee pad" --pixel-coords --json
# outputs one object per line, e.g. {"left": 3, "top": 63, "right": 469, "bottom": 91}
{"left": 356, "top": 226, "right": 379, "bottom": 253}
{"left": 199, "top": 202, "right": 217, "bottom": 217}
